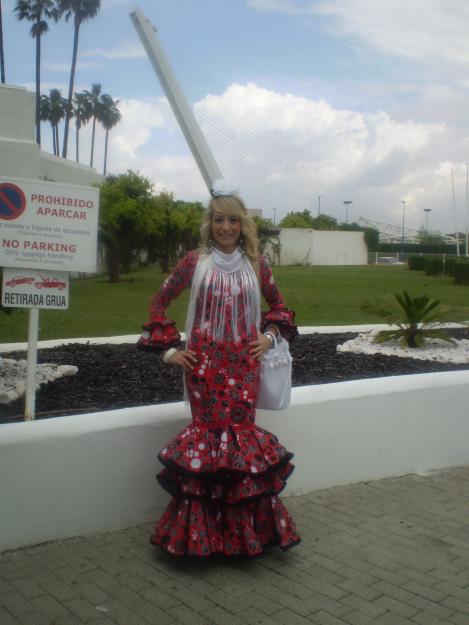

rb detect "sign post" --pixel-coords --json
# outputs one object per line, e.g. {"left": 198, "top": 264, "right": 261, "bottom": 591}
{"left": 24, "top": 308, "right": 39, "bottom": 420}
{"left": 0, "top": 176, "right": 99, "bottom": 420}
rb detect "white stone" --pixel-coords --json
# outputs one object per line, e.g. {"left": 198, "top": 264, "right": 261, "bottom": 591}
{"left": 0, "top": 359, "right": 78, "bottom": 404}
{"left": 337, "top": 332, "right": 469, "bottom": 365}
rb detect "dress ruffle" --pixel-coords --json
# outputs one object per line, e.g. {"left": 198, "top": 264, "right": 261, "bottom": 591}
{"left": 261, "top": 309, "right": 299, "bottom": 342}
{"left": 157, "top": 462, "right": 294, "bottom": 505}
{"left": 151, "top": 423, "right": 300, "bottom": 557}
{"left": 151, "top": 493, "right": 300, "bottom": 557}
{"left": 137, "top": 317, "right": 181, "bottom": 352}
{"left": 158, "top": 423, "right": 293, "bottom": 476}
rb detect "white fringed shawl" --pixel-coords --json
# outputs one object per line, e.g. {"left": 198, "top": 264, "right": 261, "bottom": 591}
{"left": 185, "top": 248, "right": 261, "bottom": 343}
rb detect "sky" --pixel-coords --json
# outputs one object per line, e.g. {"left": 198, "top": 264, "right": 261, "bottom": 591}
{"left": 3, "top": 0, "right": 469, "bottom": 234}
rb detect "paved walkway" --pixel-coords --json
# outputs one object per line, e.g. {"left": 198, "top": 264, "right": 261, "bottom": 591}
{"left": 2, "top": 467, "right": 469, "bottom": 625}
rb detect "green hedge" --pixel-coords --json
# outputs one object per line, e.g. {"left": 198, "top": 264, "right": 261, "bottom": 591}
{"left": 444, "top": 257, "right": 459, "bottom": 277}
{"left": 408, "top": 255, "right": 464, "bottom": 277}
{"left": 425, "top": 257, "right": 444, "bottom": 276}
{"left": 454, "top": 260, "right": 469, "bottom": 286}
{"left": 408, "top": 256, "right": 429, "bottom": 271}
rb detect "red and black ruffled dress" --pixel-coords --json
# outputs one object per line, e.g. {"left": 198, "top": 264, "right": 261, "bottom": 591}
{"left": 141, "top": 250, "right": 300, "bottom": 557}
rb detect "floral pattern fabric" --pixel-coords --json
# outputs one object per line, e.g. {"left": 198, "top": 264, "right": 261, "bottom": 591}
{"left": 147, "top": 251, "right": 300, "bottom": 556}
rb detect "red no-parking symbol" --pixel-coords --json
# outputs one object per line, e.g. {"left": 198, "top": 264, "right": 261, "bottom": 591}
{"left": 0, "top": 182, "right": 27, "bottom": 220}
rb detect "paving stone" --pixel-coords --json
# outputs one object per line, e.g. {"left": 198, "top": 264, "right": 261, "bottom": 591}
{"left": 9, "top": 578, "right": 45, "bottom": 600}
{"left": 377, "top": 613, "right": 417, "bottom": 625}
{"left": 404, "top": 580, "right": 448, "bottom": 602}
{"left": 0, "top": 608, "right": 18, "bottom": 625}
{"left": 336, "top": 609, "right": 378, "bottom": 625}
{"left": 411, "top": 612, "right": 455, "bottom": 625}
{"left": 17, "top": 613, "right": 51, "bottom": 625}
{"left": 271, "top": 608, "right": 315, "bottom": 625}
{"left": 441, "top": 595, "right": 469, "bottom": 614}
{"left": 171, "top": 603, "right": 217, "bottom": 625}
{"left": 238, "top": 608, "right": 276, "bottom": 625}
{"left": 311, "top": 612, "right": 350, "bottom": 625}
{"left": 340, "top": 593, "right": 386, "bottom": 618}
{"left": 409, "top": 595, "right": 454, "bottom": 619}
{"left": 64, "top": 598, "right": 105, "bottom": 623}
{"left": 40, "top": 579, "right": 79, "bottom": 603}
{"left": 0, "top": 591, "right": 32, "bottom": 616}
{"left": 30, "top": 595, "right": 72, "bottom": 620}
{"left": 337, "top": 579, "right": 381, "bottom": 601}
{"left": 449, "top": 613, "right": 469, "bottom": 625}
{"left": 373, "top": 594, "right": 420, "bottom": 618}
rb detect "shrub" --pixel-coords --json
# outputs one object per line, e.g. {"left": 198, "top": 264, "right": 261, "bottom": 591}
{"left": 361, "top": 290, "right": 467, "bottom": 348}
{"left": 408, "top": 256, "right": 428, "bottom": 271}
{"left": 425, "top": 257, "right": 444, "bottom": 276}
{"left": 454, "top": 261, "right": 469, "bottom": 286}
{"left": 444, "top": 256, "right": 459, "bottom": 277}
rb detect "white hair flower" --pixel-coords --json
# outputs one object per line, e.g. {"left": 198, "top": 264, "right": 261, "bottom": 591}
{"left": 210, "top": 178, "right": 240, "bottom": 198}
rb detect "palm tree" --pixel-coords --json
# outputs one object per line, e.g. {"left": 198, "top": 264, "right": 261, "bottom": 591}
{"left": 100, "top": 94, "right": 121, "bottom": 175}
{"left": 39, "top": 93, "right": 54, "bottom": 152}
{"left": 73, "top": 90, "right": 92, "bottom": 162}
{"left": 40, "top": 89, "right": 67, "bottom": 155}
{"left": 0, "top": 1, "right": 6, "bottom": 83}
{"left": 14, "top": 0, "right": 60, "bottom": 145}
{"left": 58, "top": 0, "right": 101, "bottom": 158}
{"left": 84, "top": 82, "right": 101, "bottom": 167}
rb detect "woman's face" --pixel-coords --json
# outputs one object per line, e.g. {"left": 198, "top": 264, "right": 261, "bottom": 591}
{"left": 211, "top": 211, "right": 241, "bottom": 253}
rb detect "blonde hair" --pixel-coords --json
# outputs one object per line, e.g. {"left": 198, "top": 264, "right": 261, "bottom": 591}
{"left": 200, "top": 195, "right": 260, "bottom": 272}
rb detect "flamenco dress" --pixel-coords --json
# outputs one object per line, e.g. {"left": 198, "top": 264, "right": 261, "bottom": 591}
{"left": 140, "top": 248, "right": 301, "bottom": 557}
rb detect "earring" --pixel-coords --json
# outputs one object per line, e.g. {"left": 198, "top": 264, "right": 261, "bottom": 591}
{"left": 238, "top": 236, "right": 245, "bottom": 251}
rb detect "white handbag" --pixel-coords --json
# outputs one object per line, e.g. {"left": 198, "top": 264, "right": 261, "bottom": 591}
{"left": 257, "top": 335, "right": 292, "bottom": 411}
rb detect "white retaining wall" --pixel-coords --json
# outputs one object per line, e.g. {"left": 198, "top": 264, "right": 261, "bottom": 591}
{"left": 1, "top": 369, "right": 469, "bottom": 552}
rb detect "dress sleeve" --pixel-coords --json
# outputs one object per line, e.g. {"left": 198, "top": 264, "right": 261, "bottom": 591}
{"left": 137, "top": 251, "right": 198, "bottom": 352}
{"left": 259, "top": 256, "right": 299, "bottom": 342}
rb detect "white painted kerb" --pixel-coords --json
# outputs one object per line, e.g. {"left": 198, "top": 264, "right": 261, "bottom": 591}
{"left": 1, "top": 369, "right": 469, "bottom": 552}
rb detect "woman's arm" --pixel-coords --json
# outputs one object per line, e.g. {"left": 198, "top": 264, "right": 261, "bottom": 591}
{"left": 259, "top": 256, "right": 299, "bottom": 342}
{"left": 137, "top": 251, "right": 198, "bottom": 352}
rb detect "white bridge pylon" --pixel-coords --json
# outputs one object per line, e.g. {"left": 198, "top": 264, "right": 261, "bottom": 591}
{"left": 130, "top": 7, "right": 222, "bottom": 192}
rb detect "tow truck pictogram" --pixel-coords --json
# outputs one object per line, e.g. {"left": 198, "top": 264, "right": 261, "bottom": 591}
{"left": 34, "top": 274, "right": 67, "bottom": 291}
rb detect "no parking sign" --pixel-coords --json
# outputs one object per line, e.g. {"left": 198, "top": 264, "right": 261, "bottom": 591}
{"left": 0, "top": 176, "right": 99, "bottom": 273}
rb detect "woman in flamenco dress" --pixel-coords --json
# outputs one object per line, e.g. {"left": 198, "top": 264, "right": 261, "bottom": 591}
{"left": 139, "top": 187, "right": 301, "bottom": 557}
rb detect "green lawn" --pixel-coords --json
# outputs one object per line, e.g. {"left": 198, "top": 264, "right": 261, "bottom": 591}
{"left": 1, "top": 264, "right": 469, "bottom": 342}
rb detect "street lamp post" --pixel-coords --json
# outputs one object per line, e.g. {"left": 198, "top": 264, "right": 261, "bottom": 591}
{"left": 272, "top": 207, "right": 276, "bottom": 227}
{"left": 343, "top": 200, "right": 352, "bottom": 223}
{"left": 401, "top": 200, "right": 406, "bottom": 256}
{"left": 317, "top": 195, "right": 322, "bottom": 216}
{"left": 424, "top": 208, "right": 431, "bottom": 233}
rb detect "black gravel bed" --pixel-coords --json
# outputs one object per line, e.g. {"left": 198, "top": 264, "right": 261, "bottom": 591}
{"left": 2, "top": 330, "right": 469, "bottom": 424}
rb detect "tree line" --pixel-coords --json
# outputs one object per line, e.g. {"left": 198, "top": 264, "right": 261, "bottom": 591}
{"left": 40, "top": 83, "right": 121, "bottom": 174}
{"left": 99, "top": 172, "right": 206, "bottom": 283}
{"left": 1, "top": 1, "right": 121, "bottom": 174}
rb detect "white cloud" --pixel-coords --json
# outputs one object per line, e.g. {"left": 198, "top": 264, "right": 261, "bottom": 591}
{"left": 83, "top": 41, "right": 145, "bottom": 60}
{"left": 315, "top": 0, "right": 469, "bottom": 69}
{"left": 190, "top": 82, "right": 464, "bottom": 232}
{"left": 249, "top": 0, "right": 469, "bottom": 72}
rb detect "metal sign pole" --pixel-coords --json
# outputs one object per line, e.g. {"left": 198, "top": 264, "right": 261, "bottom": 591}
{"left": 24, "top": 307, "right": 39, "bottom": 421}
